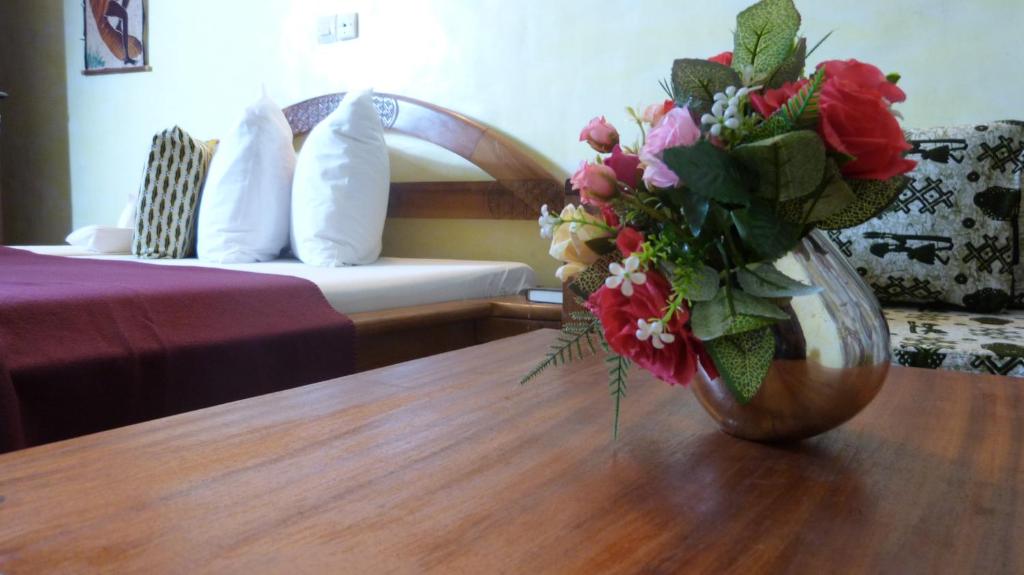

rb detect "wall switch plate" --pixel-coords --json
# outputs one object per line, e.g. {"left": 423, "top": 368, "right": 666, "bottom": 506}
{"left": 317, "top": 15, "right": 337, "bottom": 44}
{"left": 336, "top": 13, "right": 359, "bottom": 41}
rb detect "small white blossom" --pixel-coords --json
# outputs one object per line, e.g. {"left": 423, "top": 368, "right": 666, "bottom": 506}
{"left": 605, "top": 255, "right": 647, "bottom": 297}
{"left": 538, "top": 204, "right": 560, "bottom": 239}
{"left": 635, "top": 319, "right": 676, "bottom": 349}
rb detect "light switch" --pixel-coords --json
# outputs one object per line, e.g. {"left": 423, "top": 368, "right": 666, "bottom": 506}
{"left": 317, "top": 15, "right": 336, "bottom": 44}
{"left": 337, "top": 13, "right": 359, "bottom": 41}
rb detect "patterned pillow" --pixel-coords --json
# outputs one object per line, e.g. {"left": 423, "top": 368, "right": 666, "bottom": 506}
{"left": 131, "top": 127, "right": 217, "bottom": 259}
{"left": 828, "top": 122, "right": 1023, "bottom": 313}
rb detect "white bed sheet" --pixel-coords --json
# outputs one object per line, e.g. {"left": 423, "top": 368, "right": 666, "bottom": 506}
{"left": 12, "top": 246, "right": 536, "bottom": 314}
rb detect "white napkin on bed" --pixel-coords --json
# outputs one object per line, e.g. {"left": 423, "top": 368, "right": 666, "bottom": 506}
{"left": 65, "top": 225, "right": 134, "bottom": 254}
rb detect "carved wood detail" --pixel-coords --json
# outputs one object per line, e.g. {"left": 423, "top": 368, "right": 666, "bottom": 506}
{"left": 282, "top": 93, "right": 562, "bottom": 220}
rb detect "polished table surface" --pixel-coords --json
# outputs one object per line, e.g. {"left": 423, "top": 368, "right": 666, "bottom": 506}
{"left": 0, "top": 330, "right": 1021, "bottom": 573}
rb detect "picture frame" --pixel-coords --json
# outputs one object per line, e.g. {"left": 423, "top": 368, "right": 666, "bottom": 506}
{"left": 83, "top": 0, "right": 151, "bottom": 75}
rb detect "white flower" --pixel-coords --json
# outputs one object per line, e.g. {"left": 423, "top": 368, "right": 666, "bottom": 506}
{"left": 538, "top": 204, "right": 559, "bottom": 239}
{"left": 605, "top": 255, "right": 647, "bottom": 297}
{"left": 635, "top": 319, "right": 676, "bottom": 349}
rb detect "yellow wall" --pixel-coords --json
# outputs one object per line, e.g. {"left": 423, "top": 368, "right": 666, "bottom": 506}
{"left": 0, "top": 0, "right": 71, "bottom": 244}
{"left": 61, "top": 0, "right": 1023, "bottom": 285}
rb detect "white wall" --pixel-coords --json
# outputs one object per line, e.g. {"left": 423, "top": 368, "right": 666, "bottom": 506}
{"left": 63, "top": 0, "right": 1023, "bottom": 280}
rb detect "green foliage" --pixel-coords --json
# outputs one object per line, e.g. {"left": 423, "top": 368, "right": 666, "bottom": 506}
{"left": 666, "top": 187, "right": 711, "bottom": 236}
{"left": 777, "top": 159, "right": 855, "bottom": 224}
{"left": 705, "top": 327, "right": 776, "bottom": 404}
{"left": 663, "top": 141, "right": 751, "bottom": 206}
{"left": 732, "top": 0, "right": 802, "bottom": 78}
{"left": 690, "top": 288, "right": 788, "bottom": 341}
{"left": 737, "top": 264, "right": 820, "bottom": 297}
{"left": 731, "top": 198, "right": 803, "bottom": 261}
{"left": 520, "top": 320, "right": 600, "bottom": 385}
{"left": 817, "top": 176, "right": 911, "bottom": 230}
{"left": 733, "top": 130, "right": 826, "bottom": 201}
{"left": 606, "top": 353, "right": 631, "bottom": 440}
{"left": 682, "top": 264, "right": 721, "bottom": 302}
{"left": 585, "top": 236, "right": 617, "bottom": 256}
{"left": 764, "top": 37, "right": 806, "bottom": 89}
{"left": 778, "top": 67, "right": 826, "bottom": 128}
{"left": 671, "top": 58, "right": 743, "bottom": 118}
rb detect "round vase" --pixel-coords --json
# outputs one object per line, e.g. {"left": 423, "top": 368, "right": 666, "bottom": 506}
{"left": 690, "top": 229, "right": 891, "bottom": 442}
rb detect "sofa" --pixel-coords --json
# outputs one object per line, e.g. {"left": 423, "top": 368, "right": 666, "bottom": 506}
{"left": 829, "top": 121, "right": 1024, "bottom": 377}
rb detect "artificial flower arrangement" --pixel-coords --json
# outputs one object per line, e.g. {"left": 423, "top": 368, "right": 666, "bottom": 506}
{"left": 523, "top": 0, "right": 916, "bottom": 436}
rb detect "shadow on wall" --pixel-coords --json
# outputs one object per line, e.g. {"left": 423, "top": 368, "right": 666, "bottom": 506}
{"left": 0, "top": 0, "right": 72, "bottom": 244}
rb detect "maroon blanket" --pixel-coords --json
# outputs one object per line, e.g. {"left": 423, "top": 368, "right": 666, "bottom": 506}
{"left": 0, "top": 247, "right": 355, "bottom": 452}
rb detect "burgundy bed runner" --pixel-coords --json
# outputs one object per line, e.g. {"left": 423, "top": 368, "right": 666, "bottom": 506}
{"left": 0, "top": 247, "right": 355, "bottom": 453}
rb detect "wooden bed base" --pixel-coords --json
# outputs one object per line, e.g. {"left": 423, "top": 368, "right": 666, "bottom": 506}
{"left": 282, "top": 93, "right": 566, "bottom": 370}
{"left": 349, "top": 296, "right": 560, "bottom": 372}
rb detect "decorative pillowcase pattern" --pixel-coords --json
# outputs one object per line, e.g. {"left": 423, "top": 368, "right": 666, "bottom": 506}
{"left": 132, "top": 127, "right": 216, "bottom": 259}
{"left": 828, "top": 122, "right": 1022, "bottom": 313}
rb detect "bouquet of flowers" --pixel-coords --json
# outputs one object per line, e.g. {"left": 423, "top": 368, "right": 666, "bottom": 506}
{"left": 523, "top": 0, "right": 915, "bottom": 436}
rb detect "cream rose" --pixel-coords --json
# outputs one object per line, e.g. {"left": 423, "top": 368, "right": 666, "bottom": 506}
{"left": 549, "top": 204, "right": 610, "bottom": 282}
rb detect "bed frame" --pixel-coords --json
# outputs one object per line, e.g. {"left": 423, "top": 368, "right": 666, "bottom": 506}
{"left": 282, "top": 93, "right": 563, "bottom": 370}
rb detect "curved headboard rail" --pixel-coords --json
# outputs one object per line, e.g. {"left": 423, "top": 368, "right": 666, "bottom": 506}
{"left": 282, "top": 92, "right": 563, "bottom": 220}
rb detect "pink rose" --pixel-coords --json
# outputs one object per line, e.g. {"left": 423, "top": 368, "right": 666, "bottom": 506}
{"left": 817, "top": 59, "right": 916, "bottom": 180}
{"left": 642, "top": 99, "right": 675, "bottom": 126}
{"left": 587, "top": 271, "right": 714, "bottom": 386}
{"left": 579, "top": 116, "right": 620, "bottom": 153}
{"left": 708, "top": 51, "right": 733, "bottom": 67}
{"left": 639, "top": 107, "right": 701, "bottom": 189}
{"left": 604, "top": 145, "right": 642, "bottom": 188}
{"left": 570, "top": 161, "right": 619, "bottom": 206}
{"left": 615, "top": 227, "right": 644, "bottom": 256}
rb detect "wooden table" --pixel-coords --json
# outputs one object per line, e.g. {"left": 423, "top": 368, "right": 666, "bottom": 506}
{"left": 1, "top": 330, "right": 1021, "bottom": 573}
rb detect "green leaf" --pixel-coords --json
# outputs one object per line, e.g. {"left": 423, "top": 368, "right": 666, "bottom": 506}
{"left": 690, "top": 288, "right": 786, "bottom": 341}
{"left": 684, "top": 264, "right": 721, "bottom": 302}
{"left": 733, "top": 130, "right": 826, "bottom": 201}
{"left": 778, "top": 67, "right": 826, "bottom": 128}
{"left": 671, "top": 58, "right": 743, "bottom": 118}
{"left": 679, "top": 190, "right": 710, "bottom": 236}
{"left": 817, "top": 176, "right": 911, "bottom": 230}
{"left": 777, "top": 159, "right": 855, "bottom": 224}
{"left": 731, "top": 199, "right": 802, "bottom": 261}
{"left": 584, "top": 236, "right": 617, "bottom": 256}
{"left": 662, "top": 141, "right": 752, "bottom": 206}
{"left": 764, "top": 37, "right": 806, "bottom": 89}
{"left": 731, "top": 289, "right": 791, "bottom": 320}
{"left": 606, "top": 353, "right": 630, "bottom": 440}
{"left": 737, "top": 264, "right": 820, "bottom": 298}
{"left": 520, "top": 321, "right": 601, "bottom": 385}
{"left": 705, "top": 327, "right": 776, "bottom": 404}
{"left": 732, "top": 0, "right": 802, "bottom": 78}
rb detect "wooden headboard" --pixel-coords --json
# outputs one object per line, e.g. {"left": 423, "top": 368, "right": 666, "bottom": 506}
{"left": 282, "top": 93, "right": 563, "bottom": 220}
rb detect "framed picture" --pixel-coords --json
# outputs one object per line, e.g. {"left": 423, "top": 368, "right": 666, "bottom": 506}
{"left": 83, "top": 0, "right": 150, "bottom": 75}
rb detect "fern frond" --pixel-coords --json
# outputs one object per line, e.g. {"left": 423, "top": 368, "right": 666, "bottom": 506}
{"left": 780, "top": 67, "right": 826, "bottom": 128}
{"left": 519, "top": 321, "right": 601, "bottom": 385}
{"left": 606, "top": 353, "right": 631, "bottom": 440}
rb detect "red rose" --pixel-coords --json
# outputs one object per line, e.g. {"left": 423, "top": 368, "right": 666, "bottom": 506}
{"left": 615, "top": 227, "right": 644, "bottom": 256}
{"left": 587, "top": 271, "right": 713, "bottom": 386}
{"left": 600, "top": 204, "right": 621, "bottom": 228}
{"left": 604, "top": 145, "right": 642, "bottom": 188}
{"left": 817, "top": 59, "right": 916, "bottom": 180}
{"left": 748, "top": 79, "right": 807, "bottom": 118}
{"left": 708, "top": 51, "right": 733, "bottom": 67}
{"left": 820, "top": 59, "right": 905, "bottom": 103}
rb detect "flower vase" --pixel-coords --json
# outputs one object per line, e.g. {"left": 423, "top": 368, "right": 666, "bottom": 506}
{"left": 690, "top": 230, "right": 891, "bottom": 442}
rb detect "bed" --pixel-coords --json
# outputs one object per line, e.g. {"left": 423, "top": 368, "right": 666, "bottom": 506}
{"left": 0, "top": 93, "right": 563, "bottom": 452}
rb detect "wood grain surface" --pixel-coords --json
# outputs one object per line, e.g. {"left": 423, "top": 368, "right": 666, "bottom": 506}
{"left": 0, "top": 330, "right": 1021, "bottom": 574}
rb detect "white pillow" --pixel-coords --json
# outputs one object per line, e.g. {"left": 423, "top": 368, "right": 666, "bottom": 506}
{"left": 65, "top": 225, "right": 133, "bottom": 254}
{"left": 197, "top": 94, "right": 296, "bottom": 263}
{"left": 291, "top": 89, "right": 390, "bottom": 266}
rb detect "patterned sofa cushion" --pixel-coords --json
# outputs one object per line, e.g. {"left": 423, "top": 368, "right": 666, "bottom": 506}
{"left": 886, "top": 307, "right": 1024, "bottom": 377}
{"left": 829, "top": 122, "right": 1023, "bottom": 313}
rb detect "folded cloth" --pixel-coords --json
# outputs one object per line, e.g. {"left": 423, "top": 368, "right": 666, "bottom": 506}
{"left": 65, "top": 225, "right": 134, "bottom": 254}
